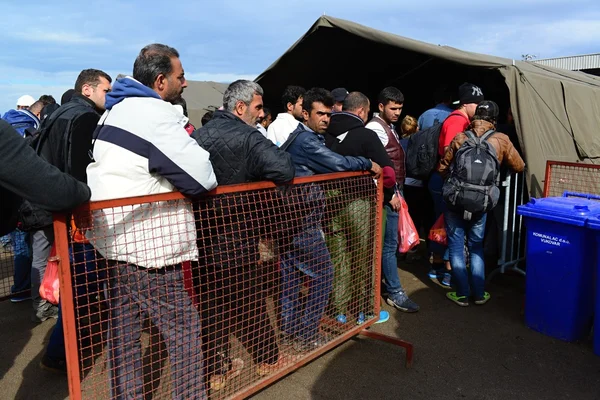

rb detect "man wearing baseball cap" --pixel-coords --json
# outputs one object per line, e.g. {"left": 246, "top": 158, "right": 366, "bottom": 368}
{"left": 331, "top": 87, "right": 349, "bottom": 113}
{"left": 427, "top": 82, "right": 484, "bottom": 287}
{"left": 16, "top": 95, "right": 36, "bottom": 110}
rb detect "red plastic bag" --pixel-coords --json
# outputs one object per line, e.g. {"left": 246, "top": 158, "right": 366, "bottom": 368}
{"left": 428, "top": 214, "right": 447, "bottom": 246}
{"left": 39, "top": 244, "right": 60, "bottom": 305}
{"left": 398, "top": 196, "right": 420, "bottom": 253}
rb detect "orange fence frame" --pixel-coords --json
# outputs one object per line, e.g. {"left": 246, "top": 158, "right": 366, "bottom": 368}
{"left": 543, "top": 161, "right": 600, "bottom": 197}
{"left": 53, "top": 171, "right": 413, "bottom": 400}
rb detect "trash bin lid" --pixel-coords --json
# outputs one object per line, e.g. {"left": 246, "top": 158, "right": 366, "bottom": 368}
{"left": 517, "top": 197, "right": 600, "bottom": 226}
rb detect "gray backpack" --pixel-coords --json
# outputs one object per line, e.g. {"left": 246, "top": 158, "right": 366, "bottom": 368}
{"left": 442, "top": 130, "right": 500, "bottom": 220}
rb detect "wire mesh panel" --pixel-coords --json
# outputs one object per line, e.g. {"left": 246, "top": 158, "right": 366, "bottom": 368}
{"left": 56, "top": 173, "right": 383, "bottom": 400}
{"left": 0, "top": 230, "right": 31, "bottom": 301}
{"left": 543, "top": 161, "right": 600, "bottom": 197}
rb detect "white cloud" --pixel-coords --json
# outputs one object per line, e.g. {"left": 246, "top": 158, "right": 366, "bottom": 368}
{"left": 10, "top": 30, "right": 110, "bottom": 45}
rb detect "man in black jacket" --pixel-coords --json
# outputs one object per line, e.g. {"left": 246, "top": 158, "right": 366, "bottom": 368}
{"left": 29, "top": 69, "right": 111, "bottom": 327}
{"left": 192, "top": 80, "right": 295, "bottom": 389}
{"left": 324, "top": 91, "right": 399, "bottom": 324}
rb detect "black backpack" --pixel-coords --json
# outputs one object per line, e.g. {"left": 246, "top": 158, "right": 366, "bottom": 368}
{"left": 442, "top": 130, "right": 500, "bottom": 221}
{"left": 405, "top": 113, "right": 467, "bottom": 180}
{"left": 17, "top": 102, "right": 88, "bottom": 231}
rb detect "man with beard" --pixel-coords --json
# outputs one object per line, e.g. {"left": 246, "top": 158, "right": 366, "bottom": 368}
{"left": 86, "top": 44, "right": 217, "bottom": 399}
{"left": 192, "top": 79, "right": 295, "bottom": 390}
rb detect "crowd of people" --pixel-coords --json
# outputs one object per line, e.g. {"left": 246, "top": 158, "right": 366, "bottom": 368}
{"left": 0, "top": 42, "right": 524, "bottom": 398}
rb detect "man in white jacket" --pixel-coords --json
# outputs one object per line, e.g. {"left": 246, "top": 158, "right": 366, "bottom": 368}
{"left": 266, "top": 85, "right": 305, "bottom": 146}
{"left": 86, "top": 44, "right": 217, "bottom": 400}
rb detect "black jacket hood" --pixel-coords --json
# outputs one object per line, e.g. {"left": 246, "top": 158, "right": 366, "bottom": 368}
{"left": 327, "top": 112, "right": 365, "bottom": 136}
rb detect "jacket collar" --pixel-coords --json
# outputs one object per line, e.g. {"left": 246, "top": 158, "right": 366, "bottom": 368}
{"left": 213, "top": 109, "right": 254, "bottom": 126}
{"left": 470, "top": 119, "right": 495, "bottom": 136}
{"left": 71, "top": 93, "right": 101, "bottom": 114}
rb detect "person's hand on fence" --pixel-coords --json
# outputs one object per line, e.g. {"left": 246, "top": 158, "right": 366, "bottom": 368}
{"left": 370, "top": 161, "right": 382, "bottom": 179}
{"left": 73, "top": 202, "right": 93, "bottom": 233}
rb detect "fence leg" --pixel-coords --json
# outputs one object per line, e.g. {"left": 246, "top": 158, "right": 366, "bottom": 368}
{"left": 358, "top": 330, "right": 414, "bottom": 368}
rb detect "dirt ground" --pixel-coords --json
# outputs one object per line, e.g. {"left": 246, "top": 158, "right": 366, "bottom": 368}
{"left": 1, "top": 256, "right": 599, "bottom": 400}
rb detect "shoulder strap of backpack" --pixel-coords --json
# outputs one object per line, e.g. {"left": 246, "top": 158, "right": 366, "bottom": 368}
{"left": 481, "top": 129, "right": 496, "bottom": 141}
{"left": 34, "top": 102, "right": 83, "bottom": 155}
{"left": 464, "top": 130, "right": 477, "bottom": 141}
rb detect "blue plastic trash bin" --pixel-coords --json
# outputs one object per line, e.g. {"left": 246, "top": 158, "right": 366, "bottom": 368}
{"left": 587, "top": 215, "right": 600, "bottom": 355}
{"left": 517, "top": 195, "right": 600, "bottom": 342}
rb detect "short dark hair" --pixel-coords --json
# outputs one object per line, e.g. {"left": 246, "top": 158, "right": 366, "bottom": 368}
{"left": 377, "top": 86, "right": 404, "bottom": 107}
{"left": 302, "top": 88, "right": 334, "bottom": 112}
{"left": 342, "top": 92, "right": 370, "bottom": 112}
{"left": 74, "top": 69, "right": 112, "bottom": 93}
{"left": 201, "top": 110, "right": 214, "bottom": 126}
{"left": 29, "top": 100, "right": 45, "bottom": 115}
{"left": 133, "top": 43, "right": 180, "bottom": 88}
{"left": 61, "top": 89, "right": 75, "bottom": 105}
{"left": 281, "top": 85, "right": 306, "bottom": 111}
{"left": 38, "top": 95, "right": 56, "bottom": 106}
{"left": 173, "top": 97, "right": 188, "bottom": 117}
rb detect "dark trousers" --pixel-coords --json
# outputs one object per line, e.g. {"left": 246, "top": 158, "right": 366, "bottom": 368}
{"left": 200, "top": 236, "right": 279, "bottom": 376}
{"left": 107, "top": 263, "right": 206, "bottom": 400}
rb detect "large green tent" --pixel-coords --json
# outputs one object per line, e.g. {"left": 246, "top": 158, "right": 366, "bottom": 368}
{"left": 255, "top": 16, "right": 600, "bottom": 196}
{"left": 182, "top": 80, "right": 228, "bottom": 128}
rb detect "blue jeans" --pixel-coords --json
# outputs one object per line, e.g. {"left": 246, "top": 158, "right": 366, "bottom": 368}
{"left": 382, "top": 205, "right": 402, "bottom": 294}
{"left": 46, "top": 242, "right": 105, "bottom": 360}
{"left": 280, "top": 217, "right": 333, "bottom": 341}
{"left": 428, "top": 172, "right": 449, "bottom": 262}
{"left": 445, "top": 210, "right": 487, "bottom": 298}
{"left": 10, "top": 229, "right": 31, "bottom": 293}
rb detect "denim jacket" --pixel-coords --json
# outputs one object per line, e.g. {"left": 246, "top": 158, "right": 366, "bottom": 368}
{"left": 283, "top": 124, "right": 371, "bottom": 177}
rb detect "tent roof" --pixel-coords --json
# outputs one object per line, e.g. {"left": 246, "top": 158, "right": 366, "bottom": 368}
{"left": 256, "top": 16, "right": 600, "bottom": 195}
{"left": 257, "top": 15, "right": 600, "bottom": 88}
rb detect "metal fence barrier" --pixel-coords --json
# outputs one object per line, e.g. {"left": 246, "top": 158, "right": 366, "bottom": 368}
{"left": 487, "top": 172, "right": 527, "bottom": 282}
{"left": 53, "top": 172, "right": 413, "bottom": 400}
{"left": 543, "top": 161, "right": 600, "bottom": 197}
{"left": 0, "top": 231, "right": 31, "bottom": 302}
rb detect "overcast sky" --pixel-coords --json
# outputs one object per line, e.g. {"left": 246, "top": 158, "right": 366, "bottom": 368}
{"left": 1, "top": 0, "right": 599, "bottom": 113}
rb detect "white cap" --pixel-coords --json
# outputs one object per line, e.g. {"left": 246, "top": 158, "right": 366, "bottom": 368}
{"left": 17, "top": 95, "right": 36, "bottom": 107}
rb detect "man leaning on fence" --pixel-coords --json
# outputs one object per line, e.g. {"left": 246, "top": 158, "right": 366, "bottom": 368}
{"left": 280, "top": 88, "right": 381, "bottom": 352}
{"left": 324, "top": 91, "right": 396, "bottom": 324}
{"left": 86, "top": 44, "right": 217, "bottom": 399}
{"left": 192, "top": 80, "right": 295, "bottom": 389}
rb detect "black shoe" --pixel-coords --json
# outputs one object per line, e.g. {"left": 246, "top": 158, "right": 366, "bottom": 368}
{"left": 40, "top": 354, "right": 67, "bottom": 374}
{"left": 32, "top": 304, "right": 59, "bottom": 323}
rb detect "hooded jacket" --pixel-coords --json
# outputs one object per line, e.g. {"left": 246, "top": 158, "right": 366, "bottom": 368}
{"left": 325, "top": 112, "right": 396, "bottom": 205}
{"left": 2, "top": 109, "right": 40, "bottom": 136}
{"left": 87, "top": 76, "right": 217, "bottom": 269}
